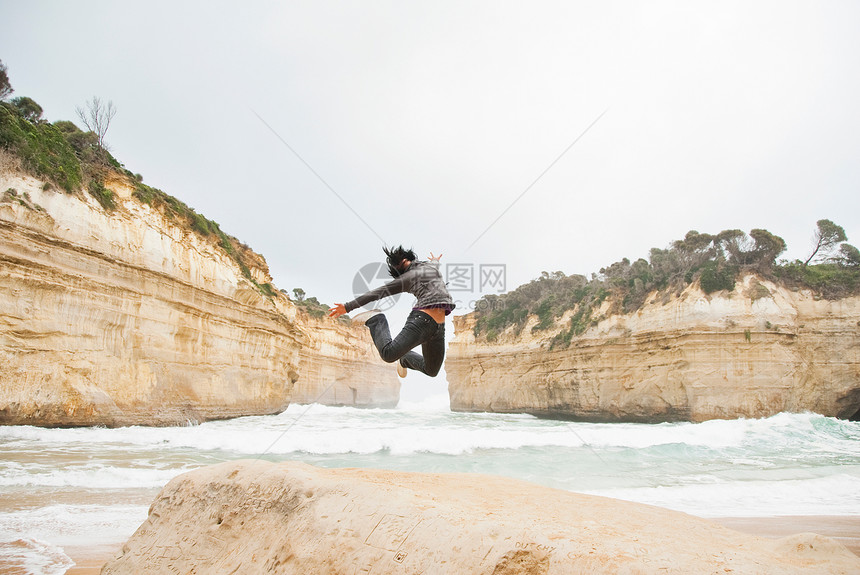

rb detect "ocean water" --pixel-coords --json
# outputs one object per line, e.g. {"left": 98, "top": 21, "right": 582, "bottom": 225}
{"left": 1, "top": 395, "right": 859, "bottom": 574}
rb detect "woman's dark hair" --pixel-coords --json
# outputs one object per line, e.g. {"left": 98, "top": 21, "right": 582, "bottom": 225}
{"left": 384, "top": 245, "right": 416, "bottom": 278}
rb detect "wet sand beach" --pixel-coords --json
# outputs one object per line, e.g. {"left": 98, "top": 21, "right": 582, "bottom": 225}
{"left": 64, "top": 544, "right": 121, "bottom": 575}
{"left": 713, "top": 515, "right": 860, "bottom": 557}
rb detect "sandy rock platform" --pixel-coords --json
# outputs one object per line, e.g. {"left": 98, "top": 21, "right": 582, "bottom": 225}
{"left": 102, "top": 460, "right": 860, "bottom": 574}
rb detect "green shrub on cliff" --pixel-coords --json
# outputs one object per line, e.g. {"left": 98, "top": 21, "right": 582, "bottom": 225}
{"left": 775, "top": 262, "right": 860, "bottom": 299}
{"left": 698, "top": 260, "right": 737, "bottom": 294}
{"left": 87, "top": 178, "right": 116, "bottom": 210}
{"left": 10, "top": 96, "right": 43, "bottom": 122}
{"left": 0, "top": 60, "right": 11, "bottom": 101}
{"left": 298, "top": 296, "right": 329, "bottom": 318}
{"left": 54, "top": 120, "right": 105, "bottom": 167}
{"left": 0, "top": 103, "right": 83, "bottom": 192}
{"left": 286, "top": 288, "right": 330, "bottom": 319}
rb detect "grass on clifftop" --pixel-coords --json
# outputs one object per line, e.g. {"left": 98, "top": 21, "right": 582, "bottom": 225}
{"left": 0, "top": 104, "right": 85, "bottom": 193}
{"left": 474, "top": 226, "right": 860, "bottom": 347}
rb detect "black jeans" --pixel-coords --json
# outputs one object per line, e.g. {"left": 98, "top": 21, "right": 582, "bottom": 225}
{"left": 365, "top": 310, "right": 446, "bottom": 377}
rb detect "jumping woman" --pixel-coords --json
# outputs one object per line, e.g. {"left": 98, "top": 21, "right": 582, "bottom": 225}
{"left": 328, "top": 246, "right": 455, "bottom": 378}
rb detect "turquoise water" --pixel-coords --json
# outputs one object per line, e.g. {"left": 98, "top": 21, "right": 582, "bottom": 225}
{"left": 1, "top": 396, "right": 859, "bottom": 573}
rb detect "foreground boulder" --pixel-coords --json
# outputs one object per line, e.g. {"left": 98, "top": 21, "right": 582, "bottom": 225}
{"left": 103, "top": 460, "right": 860, "bottom": 574}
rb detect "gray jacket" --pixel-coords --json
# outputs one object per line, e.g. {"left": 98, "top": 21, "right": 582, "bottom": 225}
{"left": 344, "top": 261, "right": 455, "bottom": 314}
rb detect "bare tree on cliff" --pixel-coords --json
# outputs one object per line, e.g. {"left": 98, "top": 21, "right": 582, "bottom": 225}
{"left": 75, "top": 96, "right": 116, "bottom": 155}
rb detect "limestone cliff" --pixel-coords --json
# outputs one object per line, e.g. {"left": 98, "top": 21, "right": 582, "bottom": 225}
{"left": 447, "top": 275, "right": 860, "bottom": 422}
{"left": 102, "top": 460, "right": 860, "bottom": 574}
{"left": 291, "top": 312, "right": 400, "bottom": 408}
{"left": 0, "top": 168, "right": 397, "bottom": 427}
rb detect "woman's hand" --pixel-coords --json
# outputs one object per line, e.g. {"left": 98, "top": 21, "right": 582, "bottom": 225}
{"left": 328, "top": 303, "right": 347, "bottom": 318}
{"left": 428, "top": 252, "right": 443, "bottom": 262}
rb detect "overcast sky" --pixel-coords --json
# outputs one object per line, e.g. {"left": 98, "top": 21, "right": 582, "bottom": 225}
{"left": 3, "top": 1, "right": 859, "bottom": 393}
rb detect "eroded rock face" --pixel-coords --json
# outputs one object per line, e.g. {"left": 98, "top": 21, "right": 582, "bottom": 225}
{"left": 0, "top": 171, "right": 397, "bottom": 426}
{"left": 102, "top": 460, "right": 860, "bottom": 574}
{"left": 447, "top": 276, "right": 860, "bottom": 422}
{"left": 292, "top": 313, "right": 400, "bottom": 408}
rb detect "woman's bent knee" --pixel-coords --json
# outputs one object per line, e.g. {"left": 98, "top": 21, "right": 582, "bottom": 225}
{"left": 378, "top": 348, "right": 400, "bottom": 364}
